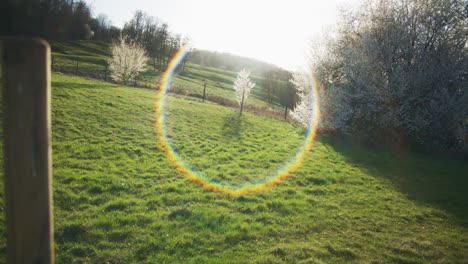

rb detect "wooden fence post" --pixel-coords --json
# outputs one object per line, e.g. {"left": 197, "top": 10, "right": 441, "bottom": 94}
{"left": 2, "top": 37, "right": 54, "bottom": 263}
{"left": 104, "top": 63, "right": 108, "bottom": 81}
{"left": 202, "top": 80, "right": 207, "bottom": 102}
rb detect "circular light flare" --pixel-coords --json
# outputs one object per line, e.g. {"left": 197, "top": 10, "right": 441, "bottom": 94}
{"left": 155, "top": 44, "right": 321, "bottom": 197}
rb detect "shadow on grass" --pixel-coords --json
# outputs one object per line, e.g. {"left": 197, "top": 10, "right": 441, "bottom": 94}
{"left": 52, "top": 80, "right": 116, "bottom": 89}
{"left": 322, "top": 135, "right": 468, "bottom": 226}
{"left": 222, "top": 112, "right": 251, "bottom": 141}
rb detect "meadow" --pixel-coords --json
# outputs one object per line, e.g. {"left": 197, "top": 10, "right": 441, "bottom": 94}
{"left": 50, "top": 41, "right": 276, "bottom": 109}
{"left": 0, "top": 71, "right": 467, "bottom": 263}
{"left": 1, "top": 38, "right": 468, "bottom": 263}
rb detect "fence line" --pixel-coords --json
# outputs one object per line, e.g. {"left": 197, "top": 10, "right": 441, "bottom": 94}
{"left": 48, "top": 55, "right": 292, "bottom": 122}
{"left": 50, "top": 55, "right": 157, "bottom": 89}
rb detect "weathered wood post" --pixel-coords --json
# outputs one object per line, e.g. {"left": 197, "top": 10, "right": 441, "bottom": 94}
{"left": 2, "top": 38, "right": 54, "bottom": 263}
{"left": 202, "top": 80, "right": 207, "bottom": 102}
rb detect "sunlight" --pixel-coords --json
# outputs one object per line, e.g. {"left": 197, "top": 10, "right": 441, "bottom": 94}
{"left": 86, "top": 0, "right": 361, "bottom": 70}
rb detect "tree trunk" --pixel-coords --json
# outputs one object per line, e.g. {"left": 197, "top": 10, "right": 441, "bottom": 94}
{"left": 284, "top": 106, "right": 288, "bottom": 119}
{"left": 240, "top": 89, "right": 245, "bottom": 116}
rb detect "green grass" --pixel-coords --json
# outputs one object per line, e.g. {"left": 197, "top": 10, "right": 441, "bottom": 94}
{"left": 50, "top": 40, "right": 279, "bottom": 109}
{"left": 0, "top": 74, "right": 467, "bottom": 263}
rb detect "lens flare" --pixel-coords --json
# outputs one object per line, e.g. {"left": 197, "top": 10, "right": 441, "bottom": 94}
{"left": 155, "top": 44, "right": 321, "bottom": 197}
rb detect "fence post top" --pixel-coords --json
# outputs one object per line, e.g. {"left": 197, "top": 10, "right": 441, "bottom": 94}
{"left": 0, "top": 36, "right": 50, "bottom": 49}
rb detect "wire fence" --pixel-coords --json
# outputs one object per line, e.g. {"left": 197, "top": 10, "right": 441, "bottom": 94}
{"left": 48, "top": 54, "right": 293, "bottom": 122}
{"left": 50, "top": 54, "right": 156, "bottom": 89}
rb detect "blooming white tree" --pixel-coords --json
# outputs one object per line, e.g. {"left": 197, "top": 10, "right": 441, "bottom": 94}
{"left": 234, "top": 68, "right": 255, "bottom": 116}
{"left": 108, "top": 35, "right": 148, "bottom": 85}
{"left": 289, "top": 72, "right": 315, "bottom": 128}
{"left": 304, "top": 0, "right": 467, "bottom": 149}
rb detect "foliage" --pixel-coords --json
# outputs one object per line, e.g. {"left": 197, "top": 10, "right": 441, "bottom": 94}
{"left": 261, "top": 70, "right": 291, "bottom": 104}
{"left": 122, "top": 11, "right": 188, "bottom": 71}
{"left": 0, "top": 3, "right": 186, "bottom": 72}
{"left": 234, "top": 69, "right": 256, "bottom": 115}
{"left": 108, "top": 36, "right": 148, "bottom": 85}
{"left": 277, "top": 79, "right": 297, "bottom": 119}
{"left": 289, "top": 72, "right": 315, "bottom": 128}
{"left": 0, "top": 0, "right": 93, "bottom": 40}
{"left": 312, "top": 0, "right": 467, "bottom": 150}
{"left": 89, "top": 14, "right": 121, "bottom": 43}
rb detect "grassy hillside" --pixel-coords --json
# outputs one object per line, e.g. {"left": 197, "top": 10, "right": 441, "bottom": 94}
{"left": 0, "top": 74, "right": 467, "bottom": 263}
{"left": 50, "top": 41, "right": 280, "bottom": 109}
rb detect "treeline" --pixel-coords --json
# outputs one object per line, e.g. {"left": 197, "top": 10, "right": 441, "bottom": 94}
{"left": 1, "top": 1, "right": 187, "bottom": 72}
{"left": 1, "top": 0, "right": 94, "bottom": 40}
{"left": 120, "top": 11, "right": 188, "bottom": 72}
{"left": 92, "top": 10, "right": 188, "bottom": 72}
{"left": 313, "top": 0, "right": 467, "bottom": 151}
{"left": 260, "top": 69, "right": 296, "bottom": 117}
{"left": 189, "top": 50, "right": 297, "bottom": 114}
{"left": 189, "top": 50, "right": 282, "bottom": 75}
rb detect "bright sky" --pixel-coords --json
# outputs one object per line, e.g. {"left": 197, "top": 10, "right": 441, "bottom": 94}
{"left": 85, "top": 0, "right": 360, "bottom": 70}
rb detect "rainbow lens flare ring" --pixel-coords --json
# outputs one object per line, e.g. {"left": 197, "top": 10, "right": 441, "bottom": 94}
{"left": 155, "top": 45, "right": 321, "bottom": 197}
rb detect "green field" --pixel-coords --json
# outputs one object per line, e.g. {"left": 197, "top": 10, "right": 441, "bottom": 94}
{"left": 0, "top": 72, "right": 467, "bottom": 263}
{"left": 50, "top": 41, "right": 279, "bottom": 109}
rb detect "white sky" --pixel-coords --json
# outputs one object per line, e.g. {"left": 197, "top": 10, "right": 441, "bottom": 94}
{"left": 85, "top": 0, "right": 360, "bottom": 70}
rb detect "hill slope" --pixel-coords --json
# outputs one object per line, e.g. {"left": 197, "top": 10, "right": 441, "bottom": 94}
{"left": 0, "top": 74, "right": 467, "bottom": 263}
{"left": 50, "top": 40, "right": 285, "bottom": 110}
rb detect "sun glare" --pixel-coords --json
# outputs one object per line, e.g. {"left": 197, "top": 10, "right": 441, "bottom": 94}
{"left": 155, "top": 45, "right": 321, "bottom": 196}
{"left": 86, "top": 0, "right": 360, "bottom": 70}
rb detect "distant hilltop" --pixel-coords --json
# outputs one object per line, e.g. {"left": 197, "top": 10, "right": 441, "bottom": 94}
{"left": 189, "top": 49, "right": 290, "bottom": 76}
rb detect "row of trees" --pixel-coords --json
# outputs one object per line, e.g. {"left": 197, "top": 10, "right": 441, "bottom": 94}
{"left": 189, "top": 50, "right": 281, "bottom": 75}
{"left": 87, "top": 9, "right": 188, "bottom": 72}
{"left": 120, "top": 11, "right": 189, "bottom": 72}
{"left": 1, "top": 1, "right": 188, "bottom": 73}
{"left": 261, "top": 70, "right": 297, "bottom": 118}
{"left": 291, "top": 0, "right": 467, "bottom": 151}
{"left": 1, "top": 0, "right": 93, "bottom": 40}
{"left": 231, "top": 68, "right": 297, "bottom": 119}
{"left": 89, "top": 14, "right": 121, "bottom": 43}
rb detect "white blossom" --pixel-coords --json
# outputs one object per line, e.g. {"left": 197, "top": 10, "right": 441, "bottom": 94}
{"left": 233, "top": 69, "right": 255, "bottom": 115}
{"left": 289, "top": 72, "right": 315, "bottom": 128}
{"left": 108, "top": 35, "right": 148, "bottom": 85}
